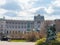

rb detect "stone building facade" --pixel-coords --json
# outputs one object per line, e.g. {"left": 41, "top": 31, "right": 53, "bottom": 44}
{"left": 0, "top": 14, "right": 44, "bottom": 39}
{"left": 55, "top": 19, "right": 60, "bottom": 32}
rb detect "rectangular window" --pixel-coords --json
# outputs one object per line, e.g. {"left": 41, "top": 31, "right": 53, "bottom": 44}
{"left": 18, "top": 31, "right": 20, "bottom": 33}
{"left": 15, "top": 31, "right": 17, "bottom": 34}
{"left": 15, "top": 22, "right": 17, "bottom": 24}
{"left": 12, "top": 22, "right": 14, "bottom": 24}
{"left": 18, "top": 26, "right": 20, "bottom": 28}
{"left": 7, "top": 31, "right": 8, "bottom": 34}
{"left": 24, "top": 26, "right": 26, "bottom": 28}
{"left": 27, "top": 23, "right": 30, "bottom": 28}
{"left": 12, "top": 26, "right": 14, "bottom": 28}
{"left": 10, "top": 31, "right": 11, "bottom": 34}
{"left": 15, "top": 26, "right": 17, "bottom": 28}
{"left": 21, "top": 26, "right": 23, "bottom": 28}
{"left": 1, "top": 25, "right": 3, "bottom": 28}
{"left": 13, "top": 31, "right": 14, "bottom": 34}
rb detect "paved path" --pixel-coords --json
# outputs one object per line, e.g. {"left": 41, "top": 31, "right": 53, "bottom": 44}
{"left": 0, "top": 41, "right": 35, "bottom": 45}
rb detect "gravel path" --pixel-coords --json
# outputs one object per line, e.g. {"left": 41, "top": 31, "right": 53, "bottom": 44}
{"left": 0, "top": 41, "right": 35, "bottom": 45}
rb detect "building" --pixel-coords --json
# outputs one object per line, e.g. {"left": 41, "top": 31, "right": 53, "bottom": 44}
{"left": 44, "top": 19, "right": 60, "bottom": 33}
{"left": 55, "top": 19, "right": 60, "bottom": 32}
{"left": 39, "top": 20, "right": 54, "bottom": 37}
{"left": 41, "top": 20, "right": 60, "bottom": 36}
{"left": 0, "top": 14, "right": 44, "bottom": 39}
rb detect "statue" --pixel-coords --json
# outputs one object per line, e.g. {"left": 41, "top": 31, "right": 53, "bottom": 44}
{"left": 46, "top": 24, "right": 56, "bottom": 42}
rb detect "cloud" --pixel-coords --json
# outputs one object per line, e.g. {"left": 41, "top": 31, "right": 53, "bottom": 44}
{"left": 0, "top": 0, "right": 6, "bottom": 5}
{"left": 17, "top": 11, "right": 34, "bottom": 17}
{"left": 45, "top": 6, "right": 54, "bottom": 14}
{"left": 0, "top": 8, "right": 7, "bottom": 18}
{"left": 0, "top": 0, "right": 60, "bottom": 20}
{"left": 45, "top": 15, "right": 60, "bottom": 20}
{"left": 18, "top": 0, "right": 38, "bottom": 10}
{"left": 4, "top": 16, "right": 33, "bottom": 20}
{"left": 33, "top": 0, "right": 55, "bottom": 8}
{"left": 45, "top": 0, "right": 60, "bottom": 15}
{"left": 53, "top": 0, "right": 60, "bottom": 7}
{"left": 17, "top": 7, "right": 41, "bottom": 17}
{"left": 0, "top": 9, "right": 7, "bottom": 15}
{"left": 51, "top": 7, "right": 60, "bottom": 15}
{"left": 0, "top": 0, "right": 21, "bottom": 11}
{"left": 36, "top": 8, "right": 47, "bottom": 15}
{"left": 4, "top": 11, "right": 17, "bottom": 17}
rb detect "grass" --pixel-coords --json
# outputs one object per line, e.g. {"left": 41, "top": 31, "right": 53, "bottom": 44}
{"left": 35, "top": 32, "right": 60, "bottom": 45}
{"left": 57, "top": 38, "right": 60, "bottom": 42}
{"left": 10, "top": 40, "right": 27, "bottom": 42}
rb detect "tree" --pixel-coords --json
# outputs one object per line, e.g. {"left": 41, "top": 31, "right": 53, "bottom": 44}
{"left": 46, "top": 24, "right": 56, "bottom": 43}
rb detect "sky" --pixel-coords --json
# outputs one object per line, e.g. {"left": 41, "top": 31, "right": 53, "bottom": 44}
{"left": 0, "top": 0, "right": 60, "bottom": 20}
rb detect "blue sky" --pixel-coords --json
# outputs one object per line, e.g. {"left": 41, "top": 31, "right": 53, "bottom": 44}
{"left": 0, "top": 0, "right": 60, "bottom": 20}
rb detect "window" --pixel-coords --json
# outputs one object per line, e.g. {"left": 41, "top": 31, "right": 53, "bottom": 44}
{"left": 9, "top": 26, "right": 11, "bottom": 28}
{"left": 18, "top": 26, "right": 20, "bottom": 28}
{"left": 7, "top": 25, "right": 8, "bottom": 28}
{"left": 15, "top": 22, "right": 17, "bottom": 24}
{"left": 7, "top": 31, "right": 8, "bottom": 34}
{"left": 41, "top": 16, "right": 44, "bottom": 19}
{"left": 1, "top": 29, "right": 3, "bottom": 32}
{"left": 27, "top": 23, "right": 30, "bottom": 28}
{"left": 15, "top": 31, "right": 17, "bottom": 34}
{"left": 18, "top": 31, "right": 20, "bottom": 33}
{"left": 37, "top": 21, "right": 41, "bottom": 23}
{"left": 13, "top": 31, "right": 14, "bottom": 34}
{"left": 12, "top": 26, "right": 14, "bottom": 28}
{"left": 38, "top": 25, "right": 40, "bottom": 28}
{"left": 34, "top": 16, "right": 36, "bottom": 19}
{"left": 1, "top": 25, "right": 3, "bottom": 28}
{"left": 24, "top": 26, "right": 26, "bottom": 28}
{"left": 15, "top": 26, "right": 17, "bottom": 28}
{"left": 21, "top": 26, "right": 23, "bottom": 28}
{"left": 9, "top": 22, "right": 11, "bottom": 24}
{"left": 27, "top": 29, "right": 30, "bottom": 31}
{"left": 12, "top": 22, "right": 14, "bottom": 24}
{"left": 22, "top": 26, "right": 23, "bottom": 28}
{"left": 10, "top": 31, "right": 11, "bottom": 34}
{"left": 18, "top": 22, "right": 20, "bottom": 24}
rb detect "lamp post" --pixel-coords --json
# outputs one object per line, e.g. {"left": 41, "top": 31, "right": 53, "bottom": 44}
{"left": 33, "top": 29, "right": 35, "bottom": 31}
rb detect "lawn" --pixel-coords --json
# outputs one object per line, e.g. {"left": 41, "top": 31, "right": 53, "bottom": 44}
{"left": 10, "top": 40, "right": 27, "bottom": 42}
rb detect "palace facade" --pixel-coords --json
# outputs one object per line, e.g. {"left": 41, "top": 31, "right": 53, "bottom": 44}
{"left": 0, "top": 14, "right": 44, "bottom": 39}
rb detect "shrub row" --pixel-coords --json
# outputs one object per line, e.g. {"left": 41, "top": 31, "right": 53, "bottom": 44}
{"left": 35, "top": 38, "right": 60, "bottom": 45}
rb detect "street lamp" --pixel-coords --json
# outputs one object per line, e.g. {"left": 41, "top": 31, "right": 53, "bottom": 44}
{"left": 33, "top": 29, "right": 35, "bottom": 31}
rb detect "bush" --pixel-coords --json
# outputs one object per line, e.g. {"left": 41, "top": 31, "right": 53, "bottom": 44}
{"left": 25, "top": 31, "right": 42, "bottom": 42}
{"left": 35, "top": 38, "right": 60, "bottom": 45}
{"left": 35, "top": 38, "right": 46, "bottom": 45}
{"left": 25, "top": 32, "right": 37, "bottom": 42}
